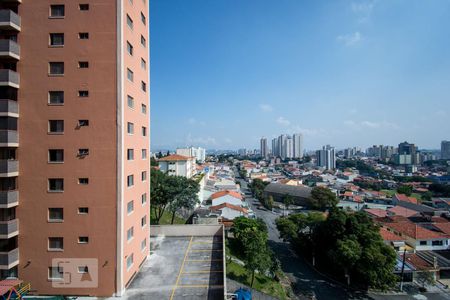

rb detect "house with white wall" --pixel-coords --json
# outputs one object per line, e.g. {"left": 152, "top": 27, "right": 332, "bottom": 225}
{"left": 211, "top": 190, "right": 243, "bottom": 207}
{"left": 158, "top": 154, "right": 196, "bottom": 178}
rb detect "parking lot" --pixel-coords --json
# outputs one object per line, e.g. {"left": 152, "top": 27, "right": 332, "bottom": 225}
{"left": 123, "top": 228, "right": 225, "bottom": 300}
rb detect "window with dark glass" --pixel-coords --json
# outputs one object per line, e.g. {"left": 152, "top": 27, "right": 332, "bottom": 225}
{"left": 78, "top": 61, "right": 89, "bottom": 68}
{"left": 79, "top": 32, "right": 89, "bottom": 39}
{"left": 49, "top": 91, "right": 64, "bottom": 105}
{"left": 78, "top": 120, "right": 89, "bottom": 127}
{"left": 50, "top": 5, "right": 65, "bottom": 18}
{"left": 48, "top": 120, "right": 64, "bottom": 133}
{"left": 49, "top": 62, "right": 64, "bottom": 75}
{"left": 49, "top": 149, "right": 64, "bottom": 162}
{"left": 79, "top": 4, "right": 89, "bottom": 10}
{"left": 48, "top": 208, "right": 63, "bottom": 222}
{"left": 50, "top": 33, "right": 64, "bottom": 46}
{"left": 78, "top": 90, "right": 89, "bottom": 97}
{"left": 48, "top": 179, "right": 64, "bottom": 191}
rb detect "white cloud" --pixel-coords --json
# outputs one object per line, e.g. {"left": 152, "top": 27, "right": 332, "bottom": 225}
{"left": 187, "top": 118, "right": 205, "bottom": 126}
{"left": 345, "top": 120, "right": 399, "bottom": 130}
{"left": 259, "top": 104, "right": 273, "bottom": 112}
{"left": 185, "top": 133, "right": 217, "bottom": 146}
{"left": 337, "top": 32, "right": 362, "bottom": 47}
{"left": 276, "top": 117, "right": 291, "bottom": 126}
{"left": 351, "top": 0, "right": 376, "bottom": 23}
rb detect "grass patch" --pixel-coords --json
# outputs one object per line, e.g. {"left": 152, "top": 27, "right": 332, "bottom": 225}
{"left": 150, "top": 209, "right": 186, "bottom": 225}
{"left": 226, "top": 261, "right": 288, "bottom": 300}
{"left": 380, "top": 189, "right": 423, "bottom": 201}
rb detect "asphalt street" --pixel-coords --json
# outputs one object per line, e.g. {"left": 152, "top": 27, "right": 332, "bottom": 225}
{"left": 234, "top": 169, "right": 450, "bottom": 300}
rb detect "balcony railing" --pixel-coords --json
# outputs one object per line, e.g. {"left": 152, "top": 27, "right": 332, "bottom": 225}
{"left": 0, "top": 100, "right": 18, "bottom": 116}
{"left": 0, "top": 40, "right": 20, "bottom": 60}
{"left": 0, "top": 248, "right": 18, "bottom": 270}
{"left": 0, "top": 10, "right": 21, "bottom": 31}
{"left": 0, "top": 160, "right": 17, "bottom": 175}
{"left": 0, "top": 190, "right": 18, "bottom": 208}
{"left": 0, "top": 70, "right": 19, "bottom": 88}
{"left": 0, "top": 130, "right": 18, "bottom": 145}
{"left": 0, "top": 219, "right": 18, "bottom": 238}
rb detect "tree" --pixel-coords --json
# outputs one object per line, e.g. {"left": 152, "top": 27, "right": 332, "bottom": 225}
{"left": 232, "top": 217, "right": 271, "bottom": 287}
{"left": 283, "top": 194, "right": 294, "bottom": 213}
{"left": 309, "top": 186, "right": 338, "bottom": 210}
{"left": 266, "top": 195, "right": 274, "bottom": 210}
{"left": 150, "top": 169, "right": 171, "bottom": 224}
{"left": 397, "top": 185, "right": 413, "bottom": 196}
{"left": 166, "top": 176, "right": 200, "bottom": 224}
{"left": 417, "top": 271, "right": 435, "bottom": 289}
{"left": 422, "top": 191, "right": 433, "bottom": 201}
{"left": 150, "top": 157, "right": 158, "bottom": 167}
{"left": 330, "top": 238, "right": 362, "bottom": 286}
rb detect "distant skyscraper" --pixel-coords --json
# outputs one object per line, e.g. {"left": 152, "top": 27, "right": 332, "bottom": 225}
{"left": 260, "top": 137, "right": 268, "bottom": 158}
{"left": 316, "top": 145, "right": 336, "bottom": 170}
{"left": 396, "top": 141, "right": 418, "bottom": 165}
{"left": 293, "top": 133, "right": 303, "bottom": 158}
{"left": 278, "top": 134, "right": 287, "bottom": 159}
{"left": 271, "top": 138, "right": 278, "bottom": 157}
{"left": 442, "top": 141, "right": 450, "bottom": 159}
{"left": 284, "top": 136, "right": 293, "bottom": 159}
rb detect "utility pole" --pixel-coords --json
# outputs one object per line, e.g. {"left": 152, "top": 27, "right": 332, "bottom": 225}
{"left": 400, "top": 249, "right": 407, "bottom": 291}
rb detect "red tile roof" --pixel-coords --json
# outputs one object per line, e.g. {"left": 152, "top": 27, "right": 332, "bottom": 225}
{"left": 365, "top": 208, "right": 388, "bottom": 218}
{"left": 210, "top": 190, "right": 243, "bottom": 200}
{"left": 395, "top": 193, "right": 418, "bottom": 204}
{"left": 402, "top": 253, "right": 436, "bottom": 271}
{"left": 379, "top": 227, "right": 404, "bottom": 241}
{"left": 432, "top": 222, "right": 450, "bottom": 235}
{"left": 383, "top": 222, "right": 446, "bottom": 240}
{"left": 388, "top": 206, "right": 418, "bottom": 218}
{"left": 210, "top": 202, "right": 248, "bottom": 214}
{"left": 158, "top": 154, "right": 193, "bottom": 162}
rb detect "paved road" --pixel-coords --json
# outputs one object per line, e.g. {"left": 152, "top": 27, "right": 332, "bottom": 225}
{"left": 235, "top": 171, "right": 450, "bottom": 300}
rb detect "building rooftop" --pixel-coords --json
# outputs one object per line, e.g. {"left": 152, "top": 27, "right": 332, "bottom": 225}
{"left": 120, "top": 225, "right": 225, "bottom": 300}
{"left": 158, "top": 154, "right": 194, "bottom": 162}
{"left": 264, "top": 182, "right": 312, "bottom": 199}
{"left": 210, "top": 190, "right": 242, "bottom": 200}
{"left": 210, "top": 202, "right": 248, "bottom": 214}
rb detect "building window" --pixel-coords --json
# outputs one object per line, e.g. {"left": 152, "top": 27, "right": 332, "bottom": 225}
{"left": 78, "top": 266, "right": 89, "bottom": 273}
{"left": 49, "top": 33, "right": 64, "bottom": 46}
{"left": 48, "top": 237, "right": 64, "bottom": 251}
{"left": 48, "top": 267, "right": 64, "bottom": 280}
{"left": 48, "top": 179, "right": 64, "bottom": 192}
{"left": 141, "top": 238, "right": 147, "bottom": 251}
{"left": 48, "top": 149, "right": 64, "bottom": 163}
{"left": 79, "top": 32, "right": 89, "bottom": 39}
{"left": 78, "top": 178, "right": 89, "bottom": 185}
{"left": 127, "top": 175, "right": 134, "bottom": 187}
{"left": 48, "top": 208, "right": 63, "bottom": 222}
{"left": 141, "top": 58, "right": 146, "bottom": 70}
{"left": 127, "top": 95, "right": 134, "bottom": 108}
{"left": 127, "top": 253, "right": 134, "bottom": 270}
{"left": 50, "top": 5, "right": 65, "bottom": 18}
{"left": 142, "top": 126, "right": 147, "bottom": 137}
{"left": 48, "top": 120, "right": 64, "bottom": 133}
{"left": 78, "top": 90, "right": 89, "bottom": 97}
{"left": 141, "top": 215, "right": 147, "bottom": 228}
{"left": 49, "top": 62, "right": 64, "bottom": 75}
{"left": 141, "top": 104, "right": 147, "bottom": 114}
{"left": 78, "top": 236, "right": 89, "bottom": 244}
{"left": 78, "top": 149, "right": 89, "bottom": 157}
{"left": 127, "top": 122, "right": 134, "bottom": 134}
{"left": 141, "top": 35, "right": 146, "bottom": 47}
{"left": 141, "top": 81, "right": 146, "bottom": 92}
{"left": 78, "top": 61, "right": 89, "bottom": 68}
{"left": 420, "top": 241, "right": 427, "bottom": 245}
{"left": 127, "top": 68, "right": 134, "bottom": 82}
{"left": 432, "top": 240, "right": 444, "bottom": 246}
{"left": 127, "top": 227, "right": 134, "bottom": 241}
{"left": 127, "top": 149, "right": 134, "bottom": 160}
{"left": 141, "top": 149, "right": 147, "bottom": 159}
{"left": 127, "top": 200, "right": 134, "bottom": 214}
{"left": 141, "top": 171, "right": 147, "bottom": 181}
{"left": 141, "top": 193, "right": 147, "bottom": 205}
{"left": 127, "top": 41, "right": 133, "bottom": 56}
{"left": 78, "top": 120, "right": 89, "bottom": 127}
{"left": 79, "top": 4, "right": 89, "bottom": 10}
{"left": 78, "top": 207, "right": 89, "bottom": 214}
{"left": 49, "top": 91, "right": 64, "bottom": 105}
{"left": 126, "top": 14, "right": 133, "bottom": 29}
{"left": 141, "top": 12, "right": 146, "bottom": 25}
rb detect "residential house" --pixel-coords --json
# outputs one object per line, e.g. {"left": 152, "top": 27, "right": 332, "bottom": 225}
{"left": 210, "top": 203, "right": 248, "bottom": 221}
{"left": 158, "top": 154, "right": 196, "bottom": 178}
{"left": 211, "top": 190, "right": 243, "bottom": 207}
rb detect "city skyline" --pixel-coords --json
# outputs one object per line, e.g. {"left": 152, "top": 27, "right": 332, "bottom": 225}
{"left": 151, "top": 0, "right": 450, "bottom": 150}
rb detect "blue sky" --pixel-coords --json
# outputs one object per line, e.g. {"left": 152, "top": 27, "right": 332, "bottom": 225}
{"left": 150, "top": 0, "right": 450, "bottom": 151}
